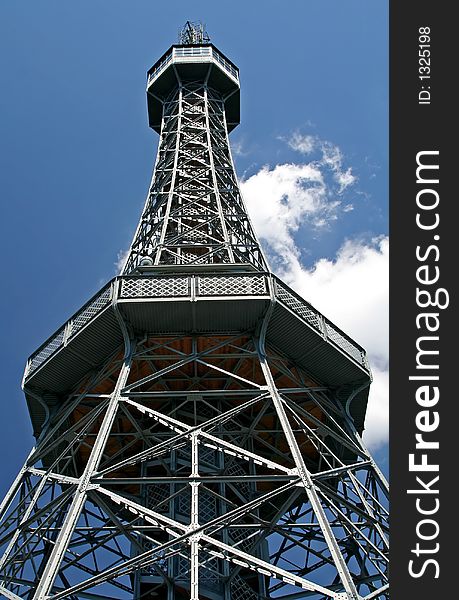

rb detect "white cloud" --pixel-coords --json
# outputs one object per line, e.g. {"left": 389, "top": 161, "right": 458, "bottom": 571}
{"left": 240, "top": 156, "right": 352, "bottom": 272}
{"left": 241, "top": 163, "right": 326, "bottom": 265}
{"left": 231, "top": 138, "right": 247, "bottom": 157}
{"left": 115, "top": 249, "right": 129, "bottom": 273}
{"left": 287, "top": 132, "right": 316, "bottom": 155}
{"left": 364, "top": 365, "right": 389, "bottom": 450}
{"left": 336, "top": 168, "right": 356, "bottom": 193}
{"left": 240, "top": 143, "right": 388, "bottom": 450}
{"left": 285, "top": 237, "right": 389, "bottom": 368}
{"left": 321, "top": 143, "right": 357, "bottom": 193}
{"left": 287, "top": 132, "right": 357, "bottom": 194}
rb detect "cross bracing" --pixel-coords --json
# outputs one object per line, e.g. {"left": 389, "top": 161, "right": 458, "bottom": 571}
{"left": 0, "top": 333, "right": 388, "bottom": 599}
{"left": 122, "top": 81, "right": 266, "bottom": 273}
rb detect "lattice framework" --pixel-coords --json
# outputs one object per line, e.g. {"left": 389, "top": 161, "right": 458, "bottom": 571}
{"left": 0, "top": 331, "right": 388, "bottom": 600}
{"left": 123, "top": 82, "right": 266, "bottom": 273}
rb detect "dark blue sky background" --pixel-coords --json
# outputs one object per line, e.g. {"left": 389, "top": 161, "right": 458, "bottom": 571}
{"left": 0, "top": 1, "right": 388, "bottom": 495}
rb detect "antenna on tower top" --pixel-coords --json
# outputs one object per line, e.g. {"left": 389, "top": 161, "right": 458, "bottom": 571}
{"left": 178, "top": 21, "right": 210, "bottom": 45}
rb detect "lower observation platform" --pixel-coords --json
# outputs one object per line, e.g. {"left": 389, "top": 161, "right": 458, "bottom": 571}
{"left": 23, "top": 269, "right": 371, "bottom": 439}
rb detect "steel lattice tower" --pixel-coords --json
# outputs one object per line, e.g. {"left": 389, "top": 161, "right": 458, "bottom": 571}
{"left": 0, "top": 23, "right": 389, "bottom": 600}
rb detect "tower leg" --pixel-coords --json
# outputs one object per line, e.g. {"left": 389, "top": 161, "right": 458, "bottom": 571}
{"left": 32, "top": 344, "right": 133, "bottom": 600}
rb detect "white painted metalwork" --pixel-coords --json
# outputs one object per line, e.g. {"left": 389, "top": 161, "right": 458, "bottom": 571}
{"left": 275, "top": 280, "right": 322, "bottom": 329}
{"left": 124, "top": 74, "right": 263, "bottom": 272}
{"left": 275, "top": 278, "right": 368, "bottom": 368}
{"left": 71, "top": 285, "right": 112, "bottom": 335}
{"left": 197, "top": 274, "right": 267, "bottom": 297}
{"left": 1, "top": 333, "right": 388, "bottom": 598}
{"left": 120, "top": 276, "right": 190, "bottom": 298}
{"left": 325, "top": 321, "right": 364, "bottom": 364}
{"left": 27, "top": 328, "right": 65, "bottom": 374}
{"left": 148, "top": 46, "right": 239, "bottom": 88}
{"left": 24, "top": 272, "right": 369, "bottom": 382}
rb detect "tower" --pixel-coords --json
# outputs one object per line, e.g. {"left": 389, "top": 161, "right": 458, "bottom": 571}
{"left": 0, "top": 22, "right": 388, "bottom": 600}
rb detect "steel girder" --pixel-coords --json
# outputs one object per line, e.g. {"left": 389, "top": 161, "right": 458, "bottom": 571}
{"left": 122, "top": 82, "right": 267, "bottom": 273}
{"left": 0, "top": 328, "right": 388, "bottom": 600}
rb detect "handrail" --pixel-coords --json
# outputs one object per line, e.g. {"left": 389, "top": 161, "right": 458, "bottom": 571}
{"left": 147, "top": 46, "right": 239, "bottom": 86}
{"left": 25, "top": 273, "right": 369, "bottom": 380}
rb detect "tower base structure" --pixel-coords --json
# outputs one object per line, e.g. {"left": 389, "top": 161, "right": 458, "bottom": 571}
{"left": 0, "top": 271, "right": 388, "bottom": 600}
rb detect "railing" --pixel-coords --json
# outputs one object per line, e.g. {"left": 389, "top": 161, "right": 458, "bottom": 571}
{"left": 120, "top": 273, "right": 268, "bottom": 299}
{"left": 274, "top": 278, "right": 368, "bottom": 369}
{"left": 25, "top": 273, "right": 369, "bottom": 380}
{"left": 197, "top": 274, "right": 267, "bottom": 296}
{"left": 26, "top": 282, "right": 113, "bottom": 376}
{"left": 147, "top": 52, "right": 173, "bottom": 83}
{"left": 25, "top": 274, "right": 268, "bottom": 377}
{"left": 120, "top": 276, "right": 190, "bottom": 298}
{"left": 211, "top": 48, "right": 239, "bottom": 80}
{"left": 174, "top": 47, "right": 211, "bottom": 57}
{"left": 147, "top": 46, "right": 239, "bottom": 86}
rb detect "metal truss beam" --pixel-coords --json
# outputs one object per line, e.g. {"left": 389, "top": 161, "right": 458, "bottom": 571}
{"left": 0, "top": 333, "right": 388, "bottom": 599}
{"left": 122, "top": 82, "right": 267, "bottom": 272}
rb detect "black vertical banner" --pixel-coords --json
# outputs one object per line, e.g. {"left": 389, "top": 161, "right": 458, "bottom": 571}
{"left": 390, "top": 3, "right": 455, "bottom": 598}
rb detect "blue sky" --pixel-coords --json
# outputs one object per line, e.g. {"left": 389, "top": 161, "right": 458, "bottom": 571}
{"left": 0, "top": 0, "right": 388, "bottom": 496}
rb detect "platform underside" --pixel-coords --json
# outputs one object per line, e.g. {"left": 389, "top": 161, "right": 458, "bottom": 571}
{"left": 23, "top": 272, "right": 371, "bottom": 441}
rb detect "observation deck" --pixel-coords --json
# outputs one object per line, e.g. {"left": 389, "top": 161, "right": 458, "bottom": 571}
{"left": 23, "top": 271, "right": 371, "bottom": 439}
{"left": 146, "top": 44, "right": 240, "bottom": 132}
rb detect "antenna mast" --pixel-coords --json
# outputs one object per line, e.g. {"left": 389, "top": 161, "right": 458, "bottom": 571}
{"left": 179, "top": 20, "right": 210, "bottom": 45}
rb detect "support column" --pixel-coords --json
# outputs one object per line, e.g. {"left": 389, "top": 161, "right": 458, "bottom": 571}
{"left": 155, "top": 83, "right": 183, "bottom": 265}
{"left": 189, "top": 432, "right": 200, "bottom": 600}
{"left": 0, "top": 448, "right": 34, "bottom": 522}
{"left": 255, "top": 317, "right": 361, "bottom": 600}
{"left": 32, "top": 340, "right": 134, "bottom": 600}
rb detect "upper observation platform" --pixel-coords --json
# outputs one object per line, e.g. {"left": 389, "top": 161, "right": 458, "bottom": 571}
{"left": 146, "top": 44, "right": 240, "bottom": 133}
